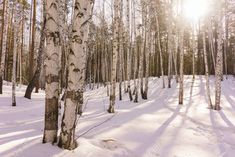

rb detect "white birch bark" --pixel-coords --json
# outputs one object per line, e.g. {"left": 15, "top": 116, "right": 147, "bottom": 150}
{"left": 192, "top": 23, "right": 196, "bottom": 80}
{"left": 144, "top": 17, "right": 150, "bottom": 99}
{"left": 139, "top": 0, "right": 145, "bottom": 99}
{"left": 0, "top": 0, "right": 8, "bottom": 94}
{"left": 118, "top": 0, "right": 123, "bottom": 101}
{"left": 173, "top": 35, "right": 178, "bottom": 82}
{"left": 58, "top": 0, "right": 94, "bottom": 149}
{"left": 143, "top": 1, "right": 150, "bottom": 99}
{"left": 132, "top": 0, "right": 139, "bottom": 103}
{"left": 108, "top": 0, "right": 119, "bottom": 112}
{"left": 42, "top": 0, "right": 60, "bottom": 144}
{"left": 178, "top": 0, "right": 184, "bottom": 105}
{"left": 208, "top": 19, "right": 216, "bottom": 73}
{"left": 167, "top": 2, "right": 173, "bottom": 88}
{"left": 214, "top": 1, "right": 223, "bottom": 110}
{"left": 156, "top": 13, "right": 165, "bottom": 88}
{"left": 126, "top": 0, "right": 133, "bottom": 101}
{"left": 12, "top": 1, "right": 20, "bottom": 107}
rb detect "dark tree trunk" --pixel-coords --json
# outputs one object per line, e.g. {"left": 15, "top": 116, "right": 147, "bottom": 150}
{"left": 24, "top": 15, "right": 46, "bottom": 99}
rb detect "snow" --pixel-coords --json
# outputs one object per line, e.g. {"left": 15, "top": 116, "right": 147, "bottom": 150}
{"left": 0, "top": 76, "right": 235, "bottom": 157}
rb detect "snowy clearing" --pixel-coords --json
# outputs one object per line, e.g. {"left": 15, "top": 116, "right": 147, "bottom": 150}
{"left": 0, "top": 76, "right": 235, "bottom": 157}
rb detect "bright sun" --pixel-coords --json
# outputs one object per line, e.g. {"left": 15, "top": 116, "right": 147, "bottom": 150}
{"left": 183, "top": 0, "right": 209, "bottom": 22}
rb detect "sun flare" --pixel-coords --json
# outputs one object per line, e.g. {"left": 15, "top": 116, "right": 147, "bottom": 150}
{"left": 183, "top": 0, "right": 209, "bottom": 22}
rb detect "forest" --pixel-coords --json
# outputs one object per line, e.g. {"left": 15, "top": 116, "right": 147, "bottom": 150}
{"left": 0, "top": 0, "right": 235, "bottom": 156}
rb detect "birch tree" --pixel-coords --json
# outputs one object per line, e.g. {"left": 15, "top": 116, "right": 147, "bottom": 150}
{"left": 167, "top": 1, "right": 173, "bottom": 88}
{"left": 192, "top": 24, "right": 196, "bottom": 80}
{"left": 214, "top": 1, "right": 223, "bottom": 110}
{"left": 42, "top": 0, "right": 60, "bottom": 144}
{"left": 0, "top": 0, "right": 8, "bottom": 94}
{"left": 203, "top": 24, "right": 212, "bottom": 108}
{"left": 12, "top": 1, "right": 21, "bottom": 107}
{"left": 155, "top": 11, "right": 165, "bottom": 88}
{"left": 178, "top": 0, "right": 184, "bottom": 105}
{"left": 126, "top": 0, "right": 133, "bottom": 101}
{"left": 108, "top": 0, "right": 119, "bottom": 112}
{"left": 142, "top": 0, "right": 150, "bottom": 99}
{"left": 58, "top": 0, "right": 94, "bottom": 149}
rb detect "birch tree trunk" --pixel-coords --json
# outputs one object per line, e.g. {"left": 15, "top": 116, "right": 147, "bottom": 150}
{"left": 108, "top": 0, "right": 119, "bottom": 113}
{"left": 208, "top": 20, "right": 216, "bottom": 73}
{"left": 0, "top": 0, "right": 8, "bottom": 94}
{"left": 140, "top": 1, "right": 145, "bottom": 99}
{"left": 203, "top": 26, "right": 212, "bottom": 109}
{"left": 143, "top": 1, "right": 149, "bottom": 99}
{"left": 132, "top": 1, "right": 139, "bottom": 103}
{"left": 178, "top": 30, "right": 184, "bottom": 105}
{"left": 173, "top": 36, "right": 178, "bottom": 82}
{"left": 143, "top": 21, "right": 150, "bottom": 99}
{"left": 42, "top": 0, "right": 60, "bottom": 144}
{"left": 126, "top": 0, "right": 133, "bottom": 101}
{"left": 58, "top": 0, "right": 94, "bottom": 149}
{"left": 19, "top": 3, "right": 25, "bottom": 87}
{"left": 118, "top": 0, "right": 123, "bottom": 101}
{"left": 12, "top": 1, "right": 21, "bottom": 107}
{"left": 178, "top": 1, "right": 184, "bottom": 105}
{"left": 224, "top": 0, "right": 228, "bottom": 79}
{"left": 156, "top": 14, "right": 165, "bottom": 88}
{"left": 192, "top": 23, "right": 196, "bottom": 80}
{"left": 214, "top": 1, "right": 223, "bottom": 110}
{"left": 167, "top": 2, "right": 173, "bottom": 88}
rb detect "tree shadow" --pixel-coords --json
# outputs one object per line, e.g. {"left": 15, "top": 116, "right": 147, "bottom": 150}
{"left": 76, "top": 79, "right": 179, "bottom": 139}
{"left": 158, "top": 76, "right": 197, "bottom": 156}
{"left": 222, "top": 84, "right": 235, "bottom": 111}
{"left": 133, "top": 105, "right": 181, "bottom": 156}
{"left": 209, "top": 110, "right": 227, "bottom": 156}
{"left": 218, "top": 111, "right": 235, "bottom": 128}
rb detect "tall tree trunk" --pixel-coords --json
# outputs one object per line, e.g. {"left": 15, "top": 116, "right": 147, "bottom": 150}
{"left": 19, "top": 4, "right": 24, "bottom": 86}
{"left": 192, "top": 23, "right": 196, "bottom": 80}
{"left": 203, "top": 26, "right": 212, "bottom": 109}
{"left": 173, "top": 36, "right": 178, "bottom": 82}
{"left": 58, "top": 0, "right": 94, "bottom": 149}
{"left": 139, "top": 7, "right": 145, "bottom": 99}
{"left": 24, "top": 6, "right": 46, "bottom": 99}
{"left": 132, "top": 1, "right": 139, "bottom": 103}
{"left": 178, "top": 4, "right": 184, "bottom": 105}
{"left": 108, "top": 0, "right": 120, "bottom": 113}
{"left": 156, "top": 14, "right": 165, "bottom": 88}
{"left": 167, "top": 2, "right": 173, "bottom": 88}
{"left": 0, "top": 0, "right": 8, "bottom": 94}
{"left": 142, "top": 1, "right": 149, "bottom": 99}
{"left": 208, "top": 20, "right": 216, "bottom": 74}
{"left": 42, "top": 0, "right": 60, "bottom": 144}
{"left": 224, "top": 0, "right": 228, "bottom": 79}
{"left": 214, "top": 2, "right": 223, "bottom": 111}
{"left": 118, "top": 0, "right": 123, "bottom": 101}
{"left": 28, "top": 0, "right": 37, "bottom": 81}
{"left": 143, "top": 23, "right": 150, "bottom": 100}
{"left": 126, "top": 0, "right": 132, "bottom": 101}
{"left": 12, "top": 1, "right": 20, "bottom": 107}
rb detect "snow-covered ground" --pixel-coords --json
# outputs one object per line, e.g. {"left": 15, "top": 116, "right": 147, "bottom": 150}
{"left": 0, "top": 76, "right": 235, "bottom": 157}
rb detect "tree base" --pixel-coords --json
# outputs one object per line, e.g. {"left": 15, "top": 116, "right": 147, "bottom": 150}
{"left": 214, "top": 105, "right": 221, "bottom": 111}
{"left": 107, "top": 107, "right": 115, "bottom": 113}
{"left": 42, "top": 130, "right": 58, "bottom": 144}
{"left": 128, "top": 89, "right": 133, "bottom": 101}
{"left": 58, "top": 138, "right": 78, "bottom": 150}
